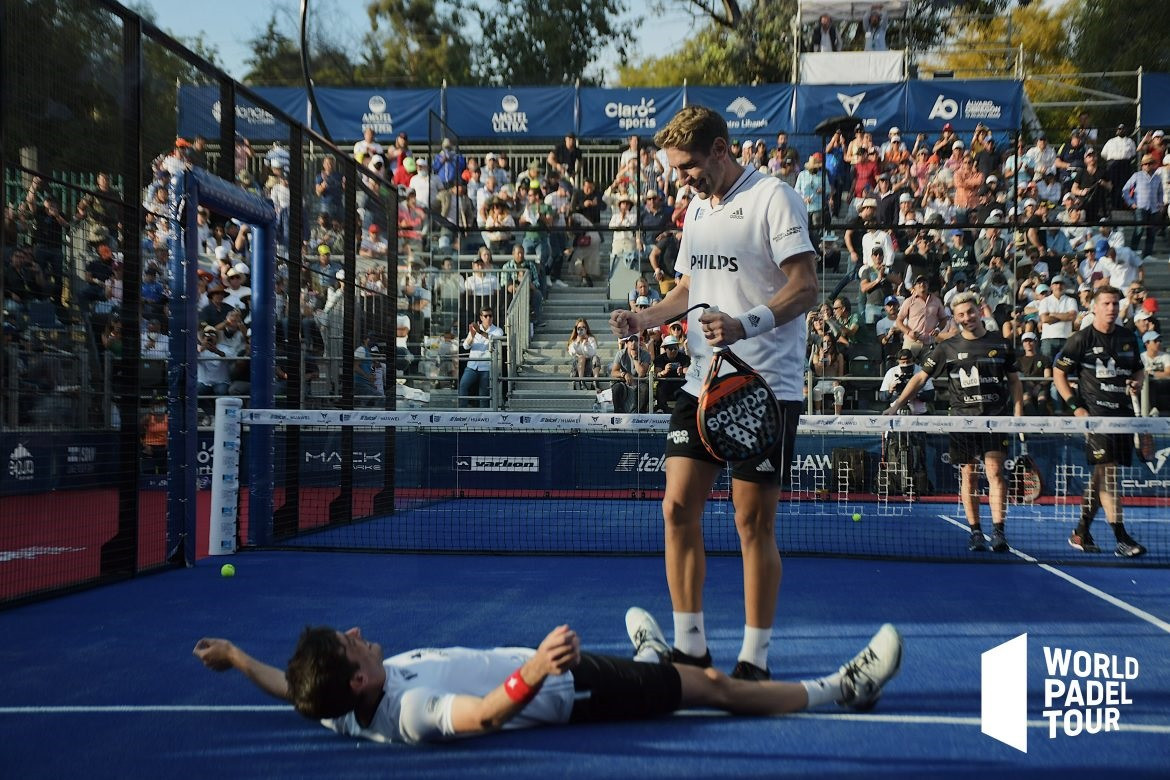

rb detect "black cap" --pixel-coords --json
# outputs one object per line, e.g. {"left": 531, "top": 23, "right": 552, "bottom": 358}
{"left": 897, "top": 349, "right": 914, "bottom": 361}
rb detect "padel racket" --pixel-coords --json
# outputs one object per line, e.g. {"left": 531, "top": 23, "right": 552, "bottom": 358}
{"left": 1131, "top": 393, "right": 1155, "bottom": 463}
{"left": 697, "top": 346, "right": 782, "bottom": 462}
{"left": 1010, "top": 433, "right": 1043, "bottom": 503}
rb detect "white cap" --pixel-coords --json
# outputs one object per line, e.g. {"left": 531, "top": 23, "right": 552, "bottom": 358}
{"left": 899, "top": 193, "right": 914, "bottom": 203}
{"left": 889, "top": 126, "right": 900, "bottom": 135}
{"left": 232, "top": 261, "right": 249, "bottom": 277}
{"left": 1135, "top": 310, "right": 1152, "bottom": 321}
{"left": 662, "top": 335, "right": 680, "bottom": 346}
{"left": 396, "top": 314, "right": 410, "bottom": 329}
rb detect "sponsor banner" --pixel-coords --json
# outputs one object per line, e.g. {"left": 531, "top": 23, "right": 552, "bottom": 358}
{"left": 578, "top": 87, "right": 686, "bottom": 139}
{"left": 1140, "top": 73, "right": 1170, "bottom": 128}
{"left": 444, "top": 87, "right": 575, "bottom": 139}
{"left": 313, "top": 88, "right": 439, "bottom": 143}
{"left": 177, "top": 85, "right": 307, "bottom": 142}
{"left": 684, "top": 85, "right": 795, "bottom": 137}
{"left": 905, "top": 79, "right": 1023, "bottom": 132}
{"left": 793, "top": 82, "right": 905, "bottom": 134}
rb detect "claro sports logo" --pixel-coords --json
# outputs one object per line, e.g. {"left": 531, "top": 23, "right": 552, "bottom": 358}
{"left": 605, "top": 98, "right": 657, "bottom": 130}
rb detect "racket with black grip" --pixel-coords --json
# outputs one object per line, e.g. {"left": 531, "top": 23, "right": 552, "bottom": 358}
{"left": 696, "top": 344, "right": 782, "bottom": 463}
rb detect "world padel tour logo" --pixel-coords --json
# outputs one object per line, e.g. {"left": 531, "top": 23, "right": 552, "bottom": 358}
{"left": 981, "top": 633, "right": 1140, "bottom": 752}
{"left": 492, "top": 95, "right": 529, "bottom": 134}
{"left": 362, "top": 95, "right": 393, "bottom": 135}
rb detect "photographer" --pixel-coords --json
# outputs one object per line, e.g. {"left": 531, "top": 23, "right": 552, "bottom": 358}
{"left": 652, "top": 335, "right": 690, "bottom": 412}
{"left": 879, "top": 349, "right": 934, "bottom": 415}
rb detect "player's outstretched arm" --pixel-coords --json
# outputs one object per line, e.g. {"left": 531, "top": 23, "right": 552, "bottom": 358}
{"left": 193, "top": 637, "right": 291, "bottom": 702}
{"left": 448, "top": 624, "right": 580, "bottom": 736}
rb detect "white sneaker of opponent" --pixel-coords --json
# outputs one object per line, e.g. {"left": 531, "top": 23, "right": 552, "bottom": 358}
{"left": 836, "top": 623, "right": 903, "bottom": 711}
{"left": 625, "top": 606, "right": 671, "bottom": 663}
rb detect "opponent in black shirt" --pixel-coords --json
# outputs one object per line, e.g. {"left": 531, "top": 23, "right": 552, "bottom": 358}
{"left": 1053, "top": 285, "right": 1147, "bottom": 557}
{"left": 887, "top": 292, "right": 1022, "bottom": 553}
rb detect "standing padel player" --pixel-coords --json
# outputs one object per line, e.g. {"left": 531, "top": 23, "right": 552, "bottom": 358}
{"left": 887, "top": 291, "right": 1023, "bottom": 552}
{"left": 609, "top": 105, "right": 818, "bottom": 680}
{"left": 1053, "top": 285, "right": 1147, "bottom": 558}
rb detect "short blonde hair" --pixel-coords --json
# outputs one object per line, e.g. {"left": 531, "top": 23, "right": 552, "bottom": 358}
{"left": 654, "top": 106, "right": 728, "bottom": 155}
{"left": 949, "top": 291, "right": 981, "bottom": 311}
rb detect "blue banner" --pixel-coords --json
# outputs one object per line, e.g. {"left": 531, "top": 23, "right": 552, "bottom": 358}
{"left": 905, "top": 79, "right": 1023, "bottom": 132}
{"left": 577, "top": 87, "right": 686, "bottom": 139}
{"left": 313, "top": 88, "right": 439, "bottom": 142}
{"left": 684, "top": 85, "right": 796, "bottom": 138}
{"left": 444, "top": 87, "right": 576, "bottom": 139}
{"left": 177, "top": 85, "right": 306, "bottom": 142}
{"left": 1140, "top": 73, "right": 1170, "bottom": 128}
{"left": 793, "top": 83, "right": 905, "bottom": 134}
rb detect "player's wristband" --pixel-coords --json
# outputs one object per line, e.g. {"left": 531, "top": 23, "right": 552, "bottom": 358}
{"left": 737, "top": 305, "right": 776, "bottom": 339}
{"left": 503, "top": 668, "right": 538, "bottom": 705}
{"left": 1063, "top": 397, "right": 1079, "bottom": 411}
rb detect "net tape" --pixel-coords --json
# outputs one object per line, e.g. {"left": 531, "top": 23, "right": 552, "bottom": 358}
{"left": 241, "top": 409, "right": 1170, "bottom": 435}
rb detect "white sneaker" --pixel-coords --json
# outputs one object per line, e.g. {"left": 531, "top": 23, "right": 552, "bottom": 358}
{"left": 552, "top": 279, "right": 569, "bottom": 288}
{"left": 624, "top": 606, "right": 670, "bottom": 663}
{"left": 837, "top": 623, "right": 903, "bottom": 711}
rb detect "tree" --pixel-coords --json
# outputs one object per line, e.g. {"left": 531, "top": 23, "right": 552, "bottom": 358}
{"left": 470, "top": 0, "right": 638, "bottom": 86}
{"left": 363, "top": 0, "right": 475, "bottom": 87}
{"left": 243, "top": 11, "right": 365, "bottom": 87}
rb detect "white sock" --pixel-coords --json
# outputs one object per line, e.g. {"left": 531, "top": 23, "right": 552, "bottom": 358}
{"left": 801, "top": 671, "right": 843, "bottom": 709}
{"left": 672, "top": 611, "right": 707, "bottom": 658}
{"left": 737, "top": 625, "right": 772, "bottom": 669}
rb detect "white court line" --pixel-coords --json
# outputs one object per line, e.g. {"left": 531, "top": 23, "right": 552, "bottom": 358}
{"left": 3, "top": 705, "right": 1166, "bottom": 734}
{"left": 938, "top": 514, "right": 1170, "bottom": 635}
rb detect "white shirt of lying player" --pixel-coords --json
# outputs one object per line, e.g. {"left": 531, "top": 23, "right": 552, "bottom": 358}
{"left": 678, "top": 167, "right": 816, "bottom": 401}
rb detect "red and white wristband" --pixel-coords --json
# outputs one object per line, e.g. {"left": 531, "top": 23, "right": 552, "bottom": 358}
{"left": 503, "top": 668, "right": 538, "bottom": 705}
{"left": 737, "top": 304, "right": 776, "bottom": 339}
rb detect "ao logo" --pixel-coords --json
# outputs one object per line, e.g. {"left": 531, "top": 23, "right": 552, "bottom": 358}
{"left": 726, "top": 97, "right": 757, "bottom": 119}
{"left": 368, "top": 95, "right": 386, "bottom": 113}
{"left": 929, "top": 95, "right": 960, "bottom": 121}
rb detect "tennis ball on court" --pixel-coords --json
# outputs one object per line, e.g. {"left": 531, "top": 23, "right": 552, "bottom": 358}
{"left": 852, "top": 513, "right": 862, "bottom": 522}
{"left": 220, "top": 563, "right": 236, "bottom": 578}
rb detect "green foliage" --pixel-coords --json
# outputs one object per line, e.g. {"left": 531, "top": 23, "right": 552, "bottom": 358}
{"left": 363, "top": 0, "right": 475, "bottom": 86}
{"left": 1071, "top": 0, "right": 1170, "bottom": 75}
{"left": 470, "top": 0, "right": 637, "bottom": 86}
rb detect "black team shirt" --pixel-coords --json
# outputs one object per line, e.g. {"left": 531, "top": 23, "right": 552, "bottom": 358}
{"left": 921, "top": 332, "right": 1018, "bottom": 415}
{"left": 1053, "top": 326, "right": 1143, "bottom": 416}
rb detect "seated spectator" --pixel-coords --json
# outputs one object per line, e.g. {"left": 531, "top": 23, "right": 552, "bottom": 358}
{"left": 610, "top": 334, "right": 651, "bottom": 413}
{"left": 808, "top": 314, "right": 844, "bottom": 414}
{"left": 567, "top": 318, "right": 602, "bottom": 390}
{"left": 502, "top": 246, "right": 544, "bottom": 325}
{"left": 1141, "top": 331, "right": 1170, "bottom": 413}
{"left": 140, "top": 399, "right": 168, "bottom": 471}
{"left": 825, "top": 297, "right": 860, "bottom": 358}
{"left": 609, "top": 194, "right": 638, "bottom": 270}
{"left": 354, "top": 332, "right": 380, "bottom": 405}
{"left": 628, "top": 276, "right": 661, "bottom": 308}
{"left": 1017, "top": 332, "right": 1053, "bottom": 415}
{"left": 653, "top": 335, "right": 690, "bottom": 412}
{"left": 198, "top": 284, "right": 233, "bottom": 333}
{"left": 140, "top": 317, "right": 169, "bottom": 360}
{"left": 196, "top": 325, "right": 231, "bottom": 423}
{"left": 876, "top": 295, "right": 903, "bottom": 367}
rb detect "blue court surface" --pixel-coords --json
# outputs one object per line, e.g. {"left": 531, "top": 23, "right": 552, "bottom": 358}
{"left": 1, "top": 535, "right": 1168, "bottom": 777}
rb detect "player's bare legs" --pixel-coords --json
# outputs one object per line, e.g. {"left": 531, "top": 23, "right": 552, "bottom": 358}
{"left": 731, "top": 478, "right": 783, "bottom": 629}
{"left": 958, "top": 463, "right": 981, "bottom": 527}
{"left": 984, "top": 452, "right": 1007, "bottom": 525}
{"left": 662, "top": 456, "right": 722, "bottom": 658}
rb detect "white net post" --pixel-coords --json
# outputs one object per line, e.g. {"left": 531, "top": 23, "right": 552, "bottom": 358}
{"left": 208, "top": 397, "right": 244, "bottom": 556}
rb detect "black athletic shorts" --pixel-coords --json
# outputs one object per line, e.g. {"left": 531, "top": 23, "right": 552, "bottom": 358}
{"left": 948, "top": 432, "right": 1010, "bottom": 465}
{"left": 1086, "top": 433, "right": 1133, "bottom": 467}
{"left": 665, "top": 391, "right": 802, "bottom": 485}
{"left": 568, "top": 653, "right": 682, "bottom": 724}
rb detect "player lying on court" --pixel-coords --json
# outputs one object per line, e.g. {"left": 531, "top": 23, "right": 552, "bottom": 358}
{"left": 193, "top": 609, "right": 902, "bottom": 745}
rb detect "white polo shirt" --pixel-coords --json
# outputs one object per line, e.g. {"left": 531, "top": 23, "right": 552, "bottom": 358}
{"left": 1036, "top": 291, "right": 1078, "bottom": 340}
{"left": 678, "top": 167, "right": 816, "bottom": 401}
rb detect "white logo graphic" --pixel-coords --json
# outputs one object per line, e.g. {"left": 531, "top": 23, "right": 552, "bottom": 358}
{"left": 928, "top": 94, "right": 959, "bottom": 121}
{"left": 982, "top": 633, "right": 1028, "bottom": 752}
{"left": 837, "top": 92, "right": 867, "bottom": 116}
{"left": 362, "top": 94, "right": 393, "bottom": 134}
{"left": 1093, "top": 357, "right": 1119, "bottom": 378}
{"left": 982, "top": 633, "right": 1140, "bottom": 753}
{"left": 755, "top": 459, "right": 775, "bottom": 473}
{"left": 1145, "top": 445, "right": 1170, "bottom": 474}
{"left": 211, "top": 99, "right": 276, "bottom": 126}
{"left": 9, "top": 443, "right": 35, "bottom": 481}
{"left": 667, "top": 429, "right": 690, "bottom": 445}
{"left": 958, "top": 365, "right": 981, "bottom": 388}
{"left": 726, "top": 97, "right": 757, "bottom": 118}
{"left": 615, "top": 452, "right": 667, "bottom": 472}
{"left": 493, "top": 95, "right": 528, "bottom": 133}
{"left": 729, "top": 207, "right": 744, "bottom": 220}
{"left": 605, "top": 97, "right": 658, "bottom": 130}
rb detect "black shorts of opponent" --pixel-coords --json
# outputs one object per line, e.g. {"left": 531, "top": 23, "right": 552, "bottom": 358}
{"left": 1086, "top": 432, "right": 1133, "bottom": 467}
{"left": 948, "top": 432, "right": 1010, "bottom": 465}
{"left": 568, "top": 653, "right": 682, "bottom": 724}
{"left": 665, "top": 391, "right": 802, "bottom": 485}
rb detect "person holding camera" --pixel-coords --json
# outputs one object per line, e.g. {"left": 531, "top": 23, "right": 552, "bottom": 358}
{"left": 879, "top": 349, "right": 934, "bottom": 415}
{"left": 653, "top": 335, "right": 690, "bottom": 412}
{"left": 458, "top": 307, "right": 504, "bottom": 408}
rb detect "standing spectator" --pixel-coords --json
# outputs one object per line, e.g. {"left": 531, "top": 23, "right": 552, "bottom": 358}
{"left": 29, "top": 192, "right": 68, "bottom": 305}
{"left": 408, "top": 157, "right": 433, "bottom": 211}
{"left": 1121, "top": 154, "right": 1165, "bottom": 259}
{"left": 1100, "top": 124, "right": 1137, "bottom": 209}
{"left": 609, "top": 194, "right": 638, "bottom": 271}
{"left": 895, "top": 275, "right": 948, "bottom": 359}
{"left": 1036, "top": 275, "right": 1077, "bottom": 361}
{"left": 547, "top": 133, "right": 582, "bottom": 186}
{"left": 810, "top": 13, "right": 840, "bottom": 51}
{"left": 863, "top": 7, "right": 888, "bottom": 50}
{"left": 859, "top": 247, "right": 891, "bottom": 324}
{"left": 458, "top": 307, "right": 503, "bottom": 408}
{"left": 794, "top": 153, "right": 826, "bottom": 223}
{"left": 314, "top": 155, "right": 344, "bottom": 220}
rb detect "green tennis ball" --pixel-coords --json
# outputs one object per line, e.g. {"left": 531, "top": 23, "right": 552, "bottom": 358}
{"left": 220, "top": 563, "right": 236, "bottom": 578}
{"left": 852, "top": 513, "right": 862, "bottom": 522}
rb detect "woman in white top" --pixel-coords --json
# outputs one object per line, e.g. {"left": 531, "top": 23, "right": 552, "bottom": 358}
{"left": 609, "top": 195, "right": 638, "bottom": 268}
{"left": 567, "top": 317, "right": 602, "bottom": 390}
